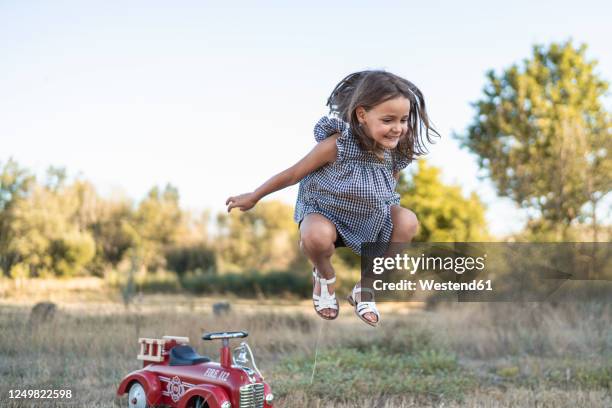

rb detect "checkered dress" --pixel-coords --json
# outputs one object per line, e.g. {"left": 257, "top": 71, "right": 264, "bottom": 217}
{"left": 294, "top": 116, "right": 411, "bottom": 255}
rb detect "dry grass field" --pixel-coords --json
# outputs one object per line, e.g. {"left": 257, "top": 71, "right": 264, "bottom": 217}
{"left": 0, "top": 278, "right": 610, "bottom": 407}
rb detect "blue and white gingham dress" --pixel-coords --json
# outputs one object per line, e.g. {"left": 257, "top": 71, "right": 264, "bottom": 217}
{"left": 294, "top": 116, "right": 411, "bottom": 255}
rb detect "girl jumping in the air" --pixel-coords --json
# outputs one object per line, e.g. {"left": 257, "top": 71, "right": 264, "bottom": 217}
{"left": 226, "top": 70, "right": 439, "bottom": 326}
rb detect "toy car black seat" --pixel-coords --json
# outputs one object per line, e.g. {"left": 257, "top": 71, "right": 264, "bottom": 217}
{"left": 169, "top": 345, "right": 211, "bottom": 366}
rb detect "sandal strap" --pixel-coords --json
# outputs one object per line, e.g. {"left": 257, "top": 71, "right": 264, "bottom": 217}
{"left": 312, "top": 268, "right": 338, "bottom": 311}
{"left": 356, "top": 301, "right": 379, "bottom": 318}
{"left": 352, "top": 285, "right": 375, "bottom": 303}
{"left": 313, "top": 268, "right": 336, "bottom": 296}
{"left": 353, "top": 286, "right": 374, "bottom": 296}
{"left": 314, "top": 296, "right": 338, "bottom": 310}
{"left": 313, "top": 269, "right": 336, "bottom": 284}
{"left": 320, "top": 276, "right": 336, "bottom": 284}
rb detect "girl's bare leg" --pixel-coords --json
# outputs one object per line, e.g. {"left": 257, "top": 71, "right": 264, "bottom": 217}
{"left": 299, "top": 213, "right": 337, "bottom": 319}
{"left": 355, "top": 205, "right": 419, "bottom": 323}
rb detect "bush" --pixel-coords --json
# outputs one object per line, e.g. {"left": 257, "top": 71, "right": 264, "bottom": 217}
{"left": 181, "top": 270, "right": 310, "bottom": 298}
{"left": 165, "top": 243, "right": 216, "bottom": 276}
{"left": 49, "top": 230, "right": 96, "bottom": 277}
{"left": 137, "top": 269, "right": 182, "bottom": 293}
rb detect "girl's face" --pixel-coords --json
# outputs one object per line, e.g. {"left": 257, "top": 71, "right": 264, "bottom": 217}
{"left": 356, "top": 96, "right": 410, "bottom": 150}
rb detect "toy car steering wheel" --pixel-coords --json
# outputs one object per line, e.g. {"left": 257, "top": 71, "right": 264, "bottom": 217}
{"left": 202, "top": 331, "right": 248, "bottom": 340}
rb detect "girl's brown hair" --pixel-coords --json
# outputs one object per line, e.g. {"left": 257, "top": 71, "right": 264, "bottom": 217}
{"left": 326, "top": 70, "right": 439, "bottom": 162}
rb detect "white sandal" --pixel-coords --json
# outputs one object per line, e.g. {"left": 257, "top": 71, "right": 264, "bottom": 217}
{"left": 347, "top": 284, "right": 380, "bottom": 327}
{"left": 312, "top": 268, "right": 339, "bottom": 320}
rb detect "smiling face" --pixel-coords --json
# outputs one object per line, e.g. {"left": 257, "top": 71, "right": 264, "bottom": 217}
{"left": 356, "top": 96, "right": 411, "bottom": 150}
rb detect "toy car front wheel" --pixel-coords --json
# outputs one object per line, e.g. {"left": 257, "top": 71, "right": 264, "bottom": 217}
{"left": 183, "top": 396, "right": 209, "bottom": 408}
{"left": 127, "top": 382, "right": 148, "bottom": 408}
{"left": 190, "top": 396, "right": 208, "bottom": 408}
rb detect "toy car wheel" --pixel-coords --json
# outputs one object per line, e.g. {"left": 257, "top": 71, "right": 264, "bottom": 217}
{"left": 127, "top": 382, "right": 148, "bottom": 408}
{"left": 189, "top": 396, "right": 208, "bottom": 408}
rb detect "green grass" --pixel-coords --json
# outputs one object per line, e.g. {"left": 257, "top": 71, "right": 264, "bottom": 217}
{"left": 0, "top": 285, "right": 610, "bottom": 407}
{"left": 499, "top": 358, "right": 612, "bottom": 389}
{"left": 273, "top": 346, "right": 476, "bottom": 402}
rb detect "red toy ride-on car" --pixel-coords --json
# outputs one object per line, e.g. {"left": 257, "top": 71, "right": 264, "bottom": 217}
{"left": 117, "top": 331, "right": 273, "bottom": 408}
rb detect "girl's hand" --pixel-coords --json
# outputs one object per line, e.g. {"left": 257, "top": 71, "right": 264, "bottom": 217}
{"left": 226, "top": 192, "right": 258, "bottom": 212}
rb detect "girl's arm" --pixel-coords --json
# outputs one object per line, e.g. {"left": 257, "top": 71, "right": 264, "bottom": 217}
{"left": 226, "top": 133, "right": 339, "bottom": 212}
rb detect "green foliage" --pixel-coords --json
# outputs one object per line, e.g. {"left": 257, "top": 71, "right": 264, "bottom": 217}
{"left": 135, "top": 184, "right": 183, "bottom": 245}
{"left": 399, "top": 160, "right": 490, "bottom": 241}
{"left": 136, "top": 269, "right": 182, "bottom": 293}
{"left": 181, "top": 270, "right": 310, "bottom": 297}
{"left": 333, "top": 247, "right": 360, "bottom": 270}
{"left": 133, "top": 184, "right": 185, "bottom": 270}
{"left": 2, "top": 183, "right": 97, "bottom": 277}
{"left": 456, "top": 40, "right": 611, "bottom": 240}
{"left": 49, "top": 231, "right": 96, "bottom": 276}
{"left": 44, "top": 166, "right": 68, "bottom": 192}
{"left": 88, "top": 198, "right": 137, "bottom": 275}
{"left": 8, "top": 263, "right": 29, "bottom": 280}
{"left": 216, "top": 200, "right": 300, "bottom": 273}
{"left": 0, "top": 161, "right": 208, "bottom": 278}
{"left": 0, "top": 159, "right": 34, "bottom": 211}
{"left": 165, "top": 243, "right": 216, "bottom": 275}
{"left": 48, "top": 230, "right": 96, "bottom": 277}
{"left": 0, "top": 159, "right": 35, "bottom": 274}
{"left": 515, "top": 219, "right": 612, "bottom": 242}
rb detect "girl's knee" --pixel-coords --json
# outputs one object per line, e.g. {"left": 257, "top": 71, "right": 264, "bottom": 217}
{"left": 392, "top": 207, "right": 419, "bottom": 241}
{"left": 405, "top": 209, "right": 419, "bottom": 237}
{"left": 300, "top": 223, "right": 336, "bottom": 256}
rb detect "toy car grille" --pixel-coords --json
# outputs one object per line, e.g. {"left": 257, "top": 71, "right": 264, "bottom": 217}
{"left": 239, "top": 383, "right": 265, "bottom": 408}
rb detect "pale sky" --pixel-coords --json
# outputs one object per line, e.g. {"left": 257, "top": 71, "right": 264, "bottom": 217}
{"left": 1, "top": 1, "right": 611, "bottom": 236}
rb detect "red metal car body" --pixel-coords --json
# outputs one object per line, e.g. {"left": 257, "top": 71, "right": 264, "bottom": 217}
{"left": 117, "top": 331, "right": 273, "bottom": 408}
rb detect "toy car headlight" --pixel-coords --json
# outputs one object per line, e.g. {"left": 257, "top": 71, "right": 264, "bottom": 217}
{"left": 221, "top": 401, "right": 232, "bottom": 408}
{"left": 265, "top": 393, "right": 274, "bottom": 404}
{"left": 233, "top": 345, "right": 249, "bottom": 365}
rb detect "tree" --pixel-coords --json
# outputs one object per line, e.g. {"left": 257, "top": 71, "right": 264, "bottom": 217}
{"left": 0, "top": 159, "right": 35, "bottom": 275}
{"left": 4, "top": 183, "right": 95, "bottom": 277}
{"left": 216, "top": 200, "right": 300, "bottom": 273}
{"left": 1, "top": 164, "right": 100, "bottom": 277}
{"left": 88, "top": 196, "right": 137, "bottom": 275}
{"left": 398, "top": 160, "right": 489, "bottom": 242}
{"left": 456, "top": 40, "right": 611, "bottom": 240}
{"left": 165, "top": 243, "right": 216, "bottom": 276}
{"left": 0, "top": 159, "right": 34, "bottom": 211}
{"left": 0, "top": 161, "right": 219, "bottom": 278}
{"left": 133, "top": 184, "right": 185, "bottom": 270}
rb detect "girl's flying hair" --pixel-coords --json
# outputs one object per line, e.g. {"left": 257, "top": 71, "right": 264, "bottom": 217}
{"left": 326, "top": 70, "right": 439, "bottom": 162}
